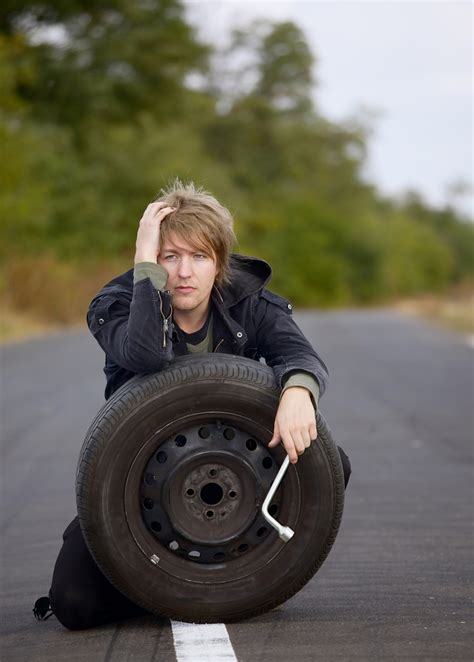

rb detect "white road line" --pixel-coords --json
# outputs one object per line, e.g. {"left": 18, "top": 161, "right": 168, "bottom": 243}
{"left": 171, "top": 620, "right": 237, "bottom": 661}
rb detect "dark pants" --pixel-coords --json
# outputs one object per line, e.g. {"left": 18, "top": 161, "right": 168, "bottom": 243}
{"left": 46, "top": 447, "right": 351, "bottom": 630}
{"left": 48, "top": 517, "right": 148, "bottom": 630}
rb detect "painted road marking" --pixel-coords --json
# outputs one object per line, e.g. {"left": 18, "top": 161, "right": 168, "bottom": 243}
{"left": 171, "top": 621, "right": 237, "bottom": 661}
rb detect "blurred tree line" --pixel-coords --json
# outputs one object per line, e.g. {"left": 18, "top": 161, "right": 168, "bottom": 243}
{"left": 1, "top": 0, "right": 472, "bottom": 324}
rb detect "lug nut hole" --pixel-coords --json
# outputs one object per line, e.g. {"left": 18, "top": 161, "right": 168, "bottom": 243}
{"left": 262, "top": 456, "right": 273, "bottom": 469}
{"left": 156, "top": 451, "right": 167, "bottom": 464}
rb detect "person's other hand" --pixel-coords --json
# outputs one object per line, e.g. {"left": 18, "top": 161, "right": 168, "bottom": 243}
{"left": 134, "top": 202, "right": 176, "bottom": 264}
{"left": 268, "top": 387, "right": 317, "bottom": 463}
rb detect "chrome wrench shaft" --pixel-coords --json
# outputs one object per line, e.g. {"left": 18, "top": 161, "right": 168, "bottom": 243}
{"left": 261, "top": 455, "right": 294, "bottom": 542}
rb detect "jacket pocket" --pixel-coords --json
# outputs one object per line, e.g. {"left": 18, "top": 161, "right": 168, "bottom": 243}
{"left": 88, "top": 295, "right": 118, "bottom": 335}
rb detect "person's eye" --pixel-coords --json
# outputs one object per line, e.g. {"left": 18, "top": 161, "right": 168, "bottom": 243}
{"left": 194, "top": 254, "right": 207, "bottom": 260}
{"left": 164, "top": 255, "right": 177, "bottom": 261}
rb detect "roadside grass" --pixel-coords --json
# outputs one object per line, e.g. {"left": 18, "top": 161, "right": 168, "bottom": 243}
{"left": 0, "top": 308, "right": 71, "bottom": 344}
{"left": 391, "top": 282, "right": 473, "bottom": 336}
{"left": 1, "top": 255, "right": 130, "bottom": 344}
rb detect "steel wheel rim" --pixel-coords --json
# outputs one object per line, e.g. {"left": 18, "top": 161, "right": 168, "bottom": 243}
{"left": 123, "top": 411, "right": 303, "bottom": 582}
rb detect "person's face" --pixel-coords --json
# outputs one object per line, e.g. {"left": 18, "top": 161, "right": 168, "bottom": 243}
{"left": 158, "top": 233, "right": 218, "bottom": 317}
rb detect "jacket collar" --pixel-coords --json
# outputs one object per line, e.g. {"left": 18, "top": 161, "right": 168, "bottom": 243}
{"left": 209, "top": 254, "right": 272, "bottom": 350}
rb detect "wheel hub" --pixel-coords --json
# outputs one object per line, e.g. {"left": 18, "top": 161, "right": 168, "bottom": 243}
{"left": 169, "top": 455, "right": 255, "bottom": 544}
{"left": 139, "top": 419, "right": 280, "bottom": 563}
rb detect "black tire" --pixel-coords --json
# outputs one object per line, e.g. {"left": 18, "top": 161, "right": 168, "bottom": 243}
{"left": 76, "top": 354, "right": 344, "bottom": 623}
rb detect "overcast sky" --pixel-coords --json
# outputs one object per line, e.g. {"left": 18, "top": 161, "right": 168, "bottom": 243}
{"left": 184, "top": 0, "right": 473, "bottom": 218}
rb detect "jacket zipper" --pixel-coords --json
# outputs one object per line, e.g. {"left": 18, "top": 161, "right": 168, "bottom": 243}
{"left": 158, "top": 291, "right": 173, "bottom": 348}
{"left": 213, "top": 285, "right": 224, "bottom": 303}
{"left": 214, "top": 339, "right": 224, "bottom": 353}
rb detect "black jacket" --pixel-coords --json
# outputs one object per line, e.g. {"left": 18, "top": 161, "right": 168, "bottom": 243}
{"left": 87, "top": 254, "right": 329, "bottom": 400}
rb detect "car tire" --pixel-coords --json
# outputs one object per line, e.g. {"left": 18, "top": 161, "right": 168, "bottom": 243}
{"left": 76, "top": 354, "right": 345, "bottom": 623}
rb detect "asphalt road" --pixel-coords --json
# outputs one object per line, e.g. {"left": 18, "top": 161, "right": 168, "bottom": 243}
{"left": 1, "top": 310, "right": 473, "bottom": 661}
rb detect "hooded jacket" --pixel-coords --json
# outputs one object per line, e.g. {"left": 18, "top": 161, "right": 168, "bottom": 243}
{"left": 87, "top": 254, "right": 329, "bottom": 400}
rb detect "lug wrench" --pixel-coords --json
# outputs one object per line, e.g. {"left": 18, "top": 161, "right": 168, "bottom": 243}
{"left": 261, "top": 455, "right": 294, "bottom": 542}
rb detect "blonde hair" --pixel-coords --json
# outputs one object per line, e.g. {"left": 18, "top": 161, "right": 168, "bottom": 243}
{"left": 154, "top": 179, "right": 236, "bottom": 287}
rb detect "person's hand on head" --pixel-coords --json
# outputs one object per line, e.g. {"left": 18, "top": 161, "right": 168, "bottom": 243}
{"left": 134, "top": 202, "right": 176, "bottom": 264}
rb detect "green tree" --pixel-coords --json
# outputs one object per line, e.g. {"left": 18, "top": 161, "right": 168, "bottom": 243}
{"left": 254, "top": 21, "right": 315, "bottom": 116}
{"left": 1, "top": 6, "right": 472, "bottom": 325}
{"left": 1, "top": 0, "right": 210, "bottom": 134}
